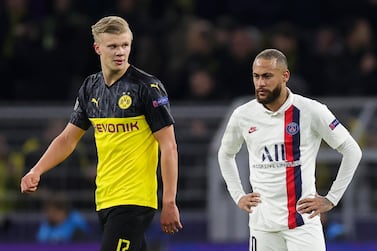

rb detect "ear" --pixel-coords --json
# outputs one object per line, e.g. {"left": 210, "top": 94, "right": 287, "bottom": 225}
{"left": 93, "top": 42, "right": 101, "bottom": 55}
{"left": 283, "top": 69, "right": 290, "bottom": 82}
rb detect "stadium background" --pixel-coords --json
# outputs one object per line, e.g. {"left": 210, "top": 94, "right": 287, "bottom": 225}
{"left": 1, "top": 0, "right": 377, "bottom": 250}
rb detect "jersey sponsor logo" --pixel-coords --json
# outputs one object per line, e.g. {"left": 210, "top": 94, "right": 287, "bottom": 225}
{"left": 116, "top": 238, "right": 130, "bottom": 251}
{"left": 253, "top": 160, "right": 301, "bottom": 169}
{"left": 118, "top": 94, "right": 132, "bottom": 109}
{"left": 94, "top": 121, "right": 139, "bottom": 133}
{"left": 152, "top": 96, "right": 169, "bottom": 108}
{"left": 262, "top": 144, "right": 285, "bottom": 162}
{"left": 91, "top": 97, "right": 100, "bottom": 107}
{"left": 329, "top": 118, "right": 339, "bottom": 130}
{"left": 286, "top": 122, "right": 299, "bottom": 135}
{"left": 256, "top": 144, "right": 302, "bottom": 169}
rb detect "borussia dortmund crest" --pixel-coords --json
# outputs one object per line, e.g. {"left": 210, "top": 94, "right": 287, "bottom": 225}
{"left": 118, "top": 94, "right": 132, "bottom": 109}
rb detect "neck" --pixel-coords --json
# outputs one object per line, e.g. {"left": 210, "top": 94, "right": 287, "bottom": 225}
{"left": 103, "top": 64, "right": 130, "bottom": 86}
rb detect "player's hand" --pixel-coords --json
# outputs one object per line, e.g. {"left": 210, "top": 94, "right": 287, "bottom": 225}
{"left": 160, "top": 201, "right": 183, "bottom": 235}
{"left": 297, "top": 194, "right": 334, "bottom": 218}
{"left": 238, "top": 192, "right": 261, "bottom": 213}
{"left": 20, "top": 171, "right": 40, "bottom": 193}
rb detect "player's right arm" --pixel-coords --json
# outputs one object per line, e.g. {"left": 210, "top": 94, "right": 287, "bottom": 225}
{"left": 218, "top": 109, "right": 247, "bottom": 205}
{"left": 20, "top": 123, "right": 86, "bottom": 193}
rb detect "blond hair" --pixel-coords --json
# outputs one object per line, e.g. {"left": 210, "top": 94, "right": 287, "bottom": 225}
{"left": 91, "top": 16, "right": 133, "bottom": 42}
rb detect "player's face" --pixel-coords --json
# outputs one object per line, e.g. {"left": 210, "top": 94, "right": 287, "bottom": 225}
{"left": 94, "top": 32, "right": 132, "bottom": 73}
{"left": 252, "top": 58, "right": 289, "bottom": 105}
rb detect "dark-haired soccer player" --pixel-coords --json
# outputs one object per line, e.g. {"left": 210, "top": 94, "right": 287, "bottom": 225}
{"left": 218, "top": 48, "right": 362, "bottom": 251}
{"left": 21, "top": 16, "right": 182, "bottom": 251}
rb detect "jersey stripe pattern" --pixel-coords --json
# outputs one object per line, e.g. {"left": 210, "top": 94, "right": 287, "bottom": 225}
{"left": 284, "top": 105, "right": 304, "bottom": 229}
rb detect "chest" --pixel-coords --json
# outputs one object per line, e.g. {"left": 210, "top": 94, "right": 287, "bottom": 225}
{"left": 86, "top": 83, "right": 144, "bottom": 118}
{"left": 238, "top": 109, "right": 315, "bottom": 151}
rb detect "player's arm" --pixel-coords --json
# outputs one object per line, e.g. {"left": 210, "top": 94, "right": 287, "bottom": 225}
{"left": 20, "top": 123, "right": 86, "bottom": 193}
{"left": 326, "top": 135, "right": 362, "bottom": 204}
{"left": 298, "top": 135, "right": 362, "bottom": 218}
{"left": 218, "top": 110, "right": 248, "bottom": 207}
{"left": 237, "top": 192, "right": 261, "bottom": 213}
{"left": 298, "top": 103, "right": 362, "bottom": 217}
{"left": 153, "top": 125, "right": 183, "bottom": 234}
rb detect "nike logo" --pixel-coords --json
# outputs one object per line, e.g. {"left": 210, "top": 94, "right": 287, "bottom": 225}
{"left": 248, "top": 126, "right": 257, "bottom": 133}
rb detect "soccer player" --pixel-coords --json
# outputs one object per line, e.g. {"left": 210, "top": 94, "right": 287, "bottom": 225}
{"left": 218, "top": 48, "right": 362, "bottom": 251}
{"left": 21, "top": 16, "right": 182, "bottom": 251}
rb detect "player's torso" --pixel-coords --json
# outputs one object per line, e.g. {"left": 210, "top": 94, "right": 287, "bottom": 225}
{"left": 237, "top": 98, "right": 322, "bottom": 230}
{"left": 238, "top": 99, "right": 321, "bottom": 174}
{"left": 83, "top": 72, "right": 154, "bottom": 157}
{"left": 82, "top": 70, "right": 160, "bottom": 210}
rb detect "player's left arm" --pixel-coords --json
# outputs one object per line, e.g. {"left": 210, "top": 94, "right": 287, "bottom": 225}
{"left": 325, "top": 135, "right": 362, "bottom": 205}
{"left": 298, "top": 135, "right": 362, "bottom": 218}
{"left": 298, "top": 101, "right": 362, "bottom": 218}
{"left": 153, "top": 125, "right": 183, "bottom": 234}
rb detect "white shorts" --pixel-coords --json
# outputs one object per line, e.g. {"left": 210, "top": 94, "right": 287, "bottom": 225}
{"left": 249, "top": 221, "right": 326, "bottom": 251}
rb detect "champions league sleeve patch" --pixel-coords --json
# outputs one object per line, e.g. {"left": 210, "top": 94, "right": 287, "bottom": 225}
{"left": 329, "top": 118, "right": 340, "bottom": 130}
{"left": 152, "top": 96, "right": 169, "bottom": 108}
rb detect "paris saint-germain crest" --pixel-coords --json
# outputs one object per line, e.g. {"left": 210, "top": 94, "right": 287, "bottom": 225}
{"left": 286, "top": 122, "right": 299, "bottom": 135}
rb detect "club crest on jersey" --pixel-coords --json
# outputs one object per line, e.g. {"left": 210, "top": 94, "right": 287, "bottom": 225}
{"left": 286, "top": 122, "right": 299, "bottom": 135}
{"left": 118, "top": 94, "right": 132, "bottom": 109}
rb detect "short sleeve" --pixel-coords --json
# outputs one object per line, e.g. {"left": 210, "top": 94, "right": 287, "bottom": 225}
{"left": 219, "top": 109, "right": 244, "bottom": 155}
{"left": 69, "top": 81, "right": 91, "bottom": 130}
{"left": 311, "top": 101, "right": 350, "bottom": 149}
{"left": 142, "top": 80, "right": 175, "bottom": 132}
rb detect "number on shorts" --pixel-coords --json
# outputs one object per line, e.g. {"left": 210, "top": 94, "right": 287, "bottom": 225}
{"left": 251, "top": 236, "right": 257, "bottom": 251}
{"left": 116, "top": 238, "right": 130, "bottom": 251}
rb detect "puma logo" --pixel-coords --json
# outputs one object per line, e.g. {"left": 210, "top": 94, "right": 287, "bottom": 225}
{"left": 91, "top": 98, "right": 100, "bottom": 107}
{"left": 150, "top": 83, "right": 160, "bottom": 91}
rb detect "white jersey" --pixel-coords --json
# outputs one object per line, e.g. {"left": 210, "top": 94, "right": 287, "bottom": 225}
{"left": 218, "top": 90, "right": 351, "bottom": 231}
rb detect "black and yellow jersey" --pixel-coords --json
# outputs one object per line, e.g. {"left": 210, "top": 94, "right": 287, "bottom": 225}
{"left": 69, "top": 65, "right": 174, "bottom": 211}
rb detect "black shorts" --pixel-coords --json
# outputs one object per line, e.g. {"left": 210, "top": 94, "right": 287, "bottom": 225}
{"left": 98, "top": 205, "right": 156, "bottom": 251}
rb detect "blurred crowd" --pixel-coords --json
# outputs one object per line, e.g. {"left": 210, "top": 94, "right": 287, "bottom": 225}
{"left": 1, "top": 0, "right": 377, "bottom": 104}
{"left": 0, "top": 118, "right": 96, "bottom": 242}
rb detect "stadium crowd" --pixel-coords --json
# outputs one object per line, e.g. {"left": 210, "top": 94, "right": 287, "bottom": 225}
{"left": 1, "top": 0, "right": 377, "bottom": 103}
